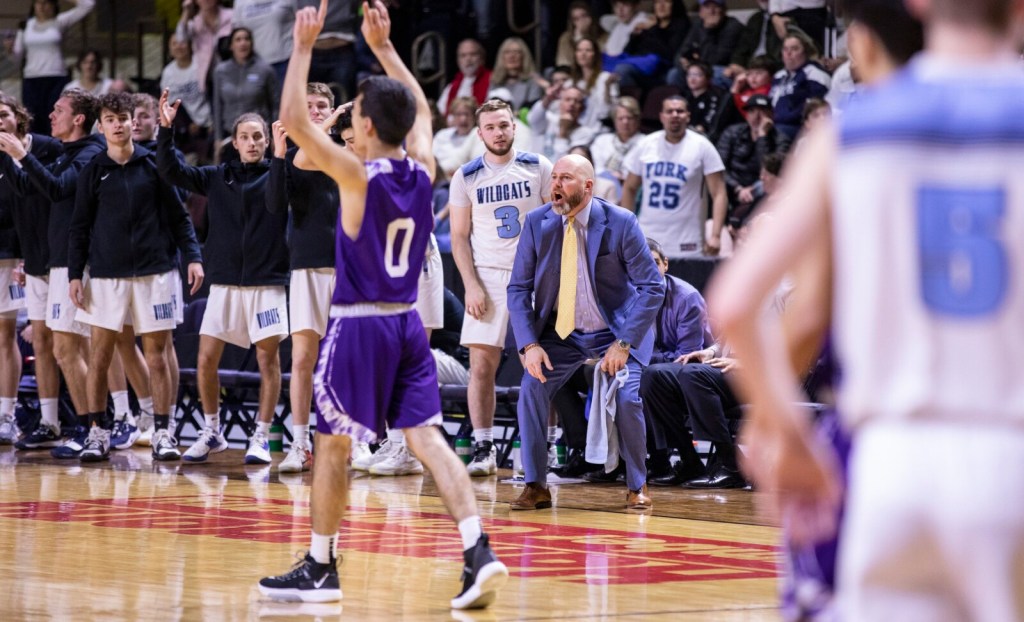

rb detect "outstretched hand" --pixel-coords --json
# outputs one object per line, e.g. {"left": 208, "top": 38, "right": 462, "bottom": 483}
{"left": 294, "top": 0, "right": 328, "bottom": 51}
{"left": 158, "top": 88, "right": 181, "bottom": 128}
{"left": 361, "top": 0, "right": 392, "bottom": 49}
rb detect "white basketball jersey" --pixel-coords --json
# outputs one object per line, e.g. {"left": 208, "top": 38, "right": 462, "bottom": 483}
{"left": 832, "top": 55, "right": 1024, "bottom": 428}
{"left": 623, "top": 129, "right": 725, "bottom": 258}
{"left": 448, "top": 150, "right": 553, "bottom": 270}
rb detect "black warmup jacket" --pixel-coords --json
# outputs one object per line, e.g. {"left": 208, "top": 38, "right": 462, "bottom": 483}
{"left": 2, "top": 133, "right": 105, "bottom": 270}
{"left": 0, "top": 133, "right": 63, "bottom": 273}
{"left": 156, "top": 126, "right": 288, "bottom": 287}
{"left": 68, "top": 144, "right": 202, "bottom": 280}
{"left": 265, "top": 145, "right": 339, "bottom": 270}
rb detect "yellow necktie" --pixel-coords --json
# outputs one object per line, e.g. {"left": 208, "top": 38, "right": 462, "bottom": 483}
{"left": 556, "top": 216, "right": 577, "bottom": 339}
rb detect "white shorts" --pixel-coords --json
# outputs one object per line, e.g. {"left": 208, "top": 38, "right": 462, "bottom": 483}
{"left": 45, "top": 267, "right": 90, "bottom": 337}
{"left": 289, "top": 267, "right": 335, "bottom": 337}
{"left": 75, "top": 270, "right": 179, "bottom": 335}
{"left": 460, "top": 266, "right": 511, "bottom": 348}
{"left": 416, "top": 243, "right": 444, "bottom": 330}
{"left": 173, "top": 269, "right": 184, "bottom": 325}
{"left": 838, "top": 420, "right": 1024, "bottom": 621}
{"left": 201, "top": 284, "right": 289, "bottom": 348}
{"left": 25, "top": 273, "right": 48, "bottom": 322}
{"left": 0, "top": 259, "right": 26, "bottom": 316}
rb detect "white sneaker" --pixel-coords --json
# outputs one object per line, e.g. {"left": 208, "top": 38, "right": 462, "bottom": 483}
{"left": 79, "top": 426, "right": 111, "bottom": 462}
{"left": 368, "top": 445, "right": 424, "bottom": 476}
{"left": 352, "top": 439, "right": 394, "bottom": 472}
{"left": 350, "top": 441, "right": 371, "bottom": 466}
{"left": 245, "top": 430, "right": 272, "bottom": 465}
{"left": 135, "top": 413, "right": 154, "bottom": 446}
{"left": 467, "top": 442, "right": 497, "bottom": 477}
{"left": 152, "top": 429, "right": 181, "bottom": 461}
{"left": 278, "top": 442, "right": 312, "bottom": 473}
{"left": 547, "top": 443, "right": 559, "bottom": 469}
{"left": 183, "top": 427, "right": 228, "bottom": 462}
{"left": 0, "top": 413, "right": 20, "bottom": 444}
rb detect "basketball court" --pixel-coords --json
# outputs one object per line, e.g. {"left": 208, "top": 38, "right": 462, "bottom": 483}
{"left": 0, "top": 447, "right": 782, "bottom": 620}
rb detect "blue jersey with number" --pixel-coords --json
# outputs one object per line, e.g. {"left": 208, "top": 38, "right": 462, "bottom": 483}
{"left": 331, "top": 157, "right": 434, "bottom": 305}
{"left": 831, "top": 54, "right": 1024, "bottom": 426}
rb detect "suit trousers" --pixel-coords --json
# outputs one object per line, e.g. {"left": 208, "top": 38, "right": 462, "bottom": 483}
{"left": 519, "top": 327, "right": 648, "bottom": 490}
{"left": 640, "top": 363, "right": 739, "bottom": 447}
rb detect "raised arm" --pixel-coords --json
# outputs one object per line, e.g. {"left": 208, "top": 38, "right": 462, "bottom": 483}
{"left": 56, "top": 0, "right": 95, "bottom": 31}
{"left": 360, "top": 0, "right": 436, "bottom": 182}
{"left": 282, "top": 0, "right": 366, "bottom": 240}
{"left": 265, "top": 121, "right": 292, "bottom": 214}
{"left": 157, "top": 89, "right": 215, "bottom": 195}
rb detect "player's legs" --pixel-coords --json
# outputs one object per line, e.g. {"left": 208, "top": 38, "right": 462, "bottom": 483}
{"left": 51, "top": 331, "right": 88, "bottom": 416}
{"left": 17, "top": 319, "right": 61, "bottom": 446}
{"left": 140, "top": 330, "right": 181, "bottom": 461}
{"left": 79, "top": 325, "right": 119, "bottom": 461}
{"left": 245, "top": 335, "right": 282, "bottom": 465}
{"left": 466, "top": 344, "right": 501, "bottom": 475}
{"left": 185, "top": 335, "right": 229, "bottom": 462}
{"left": 281, "top": 329, "right": 318, "bottom": 473}
{"left": 0, "top": 316, "right": 22, "bottom": 443}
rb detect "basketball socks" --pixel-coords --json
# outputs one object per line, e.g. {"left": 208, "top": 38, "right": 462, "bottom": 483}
{"left": 40, "top": 398, "right": 58, "bottom": 428}
{"left": 0, "top": 397, "right": 15, "bottom": 417}
{"left": 154, "top": 414, "right": 170, "bottom": 431}
{"left": 311, "top": 532, "right": 336, "bottom": 564}
{"left": 257, "top": 421, "right": 270, "bottom": 437}
{"left": 137, "top": 396, "right": 154, "bottom": 417}
{"left": 293, "top": 424, "right": 309, "bottom": 446}
{"left": 89, "top": 411, "right": 113, "bottom": 430}
{"left": 387, "top": 428, "right": 404, "bottom": 446}
{"left": 458, "top": 516, "right": 483, "bottom": 551}
{"left": 111, "top": 391, "right": 130, "bottom": 418}
{"left": 204, "top": 413, "right": 220, "bottom": 430}
{"left": 473, "top": 428, "right": 493, "bottom": 445}
{"left": 547, "top": 426, "right": 558, "bottom": 445}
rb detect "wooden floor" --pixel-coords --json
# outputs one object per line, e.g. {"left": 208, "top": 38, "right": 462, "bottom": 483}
{"left": 0, "top": 446, "right": 783, "bottom": 621}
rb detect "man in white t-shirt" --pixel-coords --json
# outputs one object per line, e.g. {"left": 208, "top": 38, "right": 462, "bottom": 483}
{"left": 621, "top": 96, "right": 728, "bottom": 258}
{"left": 448, "top": 98, "right": 552, "bottom": 476}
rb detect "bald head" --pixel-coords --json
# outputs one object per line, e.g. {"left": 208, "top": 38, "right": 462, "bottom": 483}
{"left": 551, "top": 154, "right": 595, "bottom": 215}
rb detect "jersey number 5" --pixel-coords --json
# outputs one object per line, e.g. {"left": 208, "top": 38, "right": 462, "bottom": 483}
{"left": 917, "top": 186, "right": 1007, "bottom": 316}
{"left": 385, "top": 218, "right": 416, "bottom": 278}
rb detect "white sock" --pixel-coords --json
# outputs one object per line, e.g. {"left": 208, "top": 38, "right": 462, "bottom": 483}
{"left": 458, "top": 516, "right": 483, "bottom": 551}
{"left": 204, "top": 413, "right": 220, "bottom": 430}
{"left": 111, "top": 391, "right": 130, "bottom": 418}
{"left": 473, "top": 428, "right": 493, "bottom": 445}
{"left": 257, "top": 421, "right": 271, "bottom": 436}
{"left": 293, "top": 424, "right": 309, "bottom": 447}
{"left": 310, "top": 531, "right": 335, "bottom": 564}
{"left": 547, "top": 426, "right": 558, "bottom": 445}
{"left": 386, "top": 428, "right": 405, "bottom": 445}
{"left": 0, "top": 396, "right": 15, "bottom": 417}
{"left": 137, "top": 396, "right": 154, "bottom": 417}
{"left": 40, "top": 398, "right": 59, "bottom": 428}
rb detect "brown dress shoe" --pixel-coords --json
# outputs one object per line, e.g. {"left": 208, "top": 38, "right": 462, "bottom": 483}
{"left": 510, "top": 482, "right": 552, "bottom": 510}
{"left": 626, "top": 484, "right": 652, "bottom": 510}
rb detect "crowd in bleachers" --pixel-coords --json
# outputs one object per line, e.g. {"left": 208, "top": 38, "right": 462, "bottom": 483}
{"left": 0, "top": 0, "right": 850, "bottom": 491}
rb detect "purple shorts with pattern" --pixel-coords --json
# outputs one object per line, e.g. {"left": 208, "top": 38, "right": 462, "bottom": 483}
{"left": 314, "top": 310, "right": 442, "bottom": 443}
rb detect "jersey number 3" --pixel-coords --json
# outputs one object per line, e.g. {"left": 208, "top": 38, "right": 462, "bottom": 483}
{"left": 918, "top": 186, "right": 1007, "bottom": 316}
{"left": 494, "top": 205, "right": 521, "bottom": 239}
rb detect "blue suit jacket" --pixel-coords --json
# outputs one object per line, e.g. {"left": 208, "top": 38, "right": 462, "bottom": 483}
{"left": 508, "top": 197, "right": 665, "bottom": 365}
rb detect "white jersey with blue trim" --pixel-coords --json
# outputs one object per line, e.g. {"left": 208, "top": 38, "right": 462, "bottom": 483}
{"left": 831, "top": 54, "right": 1024, "bottom": 427}
{"left": 448, "top": 149, "right": 552, "bottom": 271}
{"left": 622, "top": 129, "right": 725, "bottom": 258}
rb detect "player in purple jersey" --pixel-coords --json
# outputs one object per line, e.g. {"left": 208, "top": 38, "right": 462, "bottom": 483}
{"left": 258, "top": 1, "right": 508, "bottom": 609}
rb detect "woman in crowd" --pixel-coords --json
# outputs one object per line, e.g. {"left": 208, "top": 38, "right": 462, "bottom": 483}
{"left": 489, "top": 37, "right": 544, "bottom": 113}
{"left": 14, "top": 0, "right": 95, "bottom": 134}
{"left": 211, "top": 26, "right": 279, "bottom": 143}
{"left": 769, "top": 30, "right": 831, "bottom": 138}
{"left": 571, "top": 36, "right": 616, "bottom": 129}
{"left": 65, "top": 49, "right": 112, "bottom": 97}
{"left": 555, "top": 1, "right": 606, "bottom": 68}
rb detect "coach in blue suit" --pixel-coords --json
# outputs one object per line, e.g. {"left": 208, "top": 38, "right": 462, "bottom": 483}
{"left": 508, "top": 154, "right": 665, "bottom": 511}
